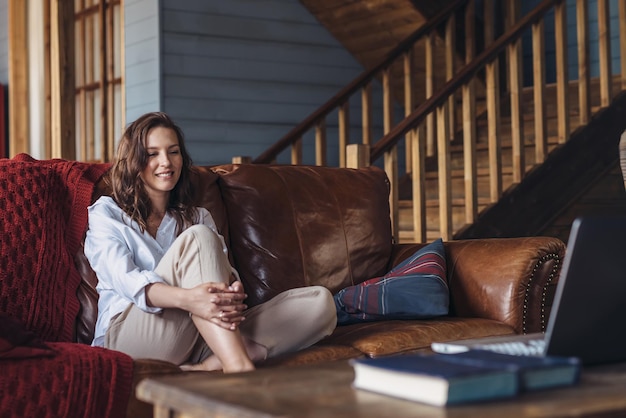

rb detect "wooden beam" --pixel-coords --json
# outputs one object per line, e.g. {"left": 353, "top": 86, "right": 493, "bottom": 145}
{"left": 346, "top": 143, "right": 369, "bottom": 169}
{"left": 50, "top": 0, "right": 76, "bottom": 159}
{"left": 8, "top": 0, "right": 29, "bottom": 156}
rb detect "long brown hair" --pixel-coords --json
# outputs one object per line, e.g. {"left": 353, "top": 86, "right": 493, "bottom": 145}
{"left": 108, "top": 112, "right": 197, "bottom": 235}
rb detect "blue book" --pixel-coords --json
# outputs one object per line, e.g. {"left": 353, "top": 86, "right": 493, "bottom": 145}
{"left": 437, "top": 350, "right": 581, "bottom": 391}
{"left": 350, "top": 353, "right": 519, "bottom": 406}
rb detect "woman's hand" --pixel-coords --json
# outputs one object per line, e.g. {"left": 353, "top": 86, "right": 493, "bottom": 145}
{"left": 184, "top": 281, "right": 248, "bottom": 330}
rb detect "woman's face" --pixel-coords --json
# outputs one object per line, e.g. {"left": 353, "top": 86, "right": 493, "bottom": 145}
{"left": 140, "top": 126, "right": 183, "bottom": 203}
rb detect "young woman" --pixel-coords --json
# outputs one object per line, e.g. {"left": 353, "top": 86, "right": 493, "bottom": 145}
{"left": 84, "top": 112, "right": 337, "bottom": 373}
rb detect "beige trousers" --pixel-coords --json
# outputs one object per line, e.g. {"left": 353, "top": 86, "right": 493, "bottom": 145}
{"left": 104, "top": 225, "right": 337, "bottom": 365}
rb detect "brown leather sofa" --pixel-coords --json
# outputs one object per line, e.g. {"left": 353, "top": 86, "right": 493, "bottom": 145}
{"left": 75, "top": 163, "right": 566, "bottom": 417}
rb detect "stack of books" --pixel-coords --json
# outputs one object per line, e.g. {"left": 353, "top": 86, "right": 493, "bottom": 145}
{"left": 350, "top": 350, "right": 581, "bottom": 406}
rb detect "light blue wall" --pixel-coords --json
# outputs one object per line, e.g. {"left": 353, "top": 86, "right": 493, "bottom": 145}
{"left": 0, "top": 0, "right": 8, "bottom": 84}
{"left": 155, "top": 0, "right": 365, "bottom": 166}
{"left": 124, "top": 0, "right": 162, "bottom": 122}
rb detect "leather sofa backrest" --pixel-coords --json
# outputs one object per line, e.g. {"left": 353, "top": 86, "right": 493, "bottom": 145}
{"left": 75, "top": 163, "right": 393, "bottom": 340}
{"left": 214, "top": 164, "right": 393, "bottom": 307}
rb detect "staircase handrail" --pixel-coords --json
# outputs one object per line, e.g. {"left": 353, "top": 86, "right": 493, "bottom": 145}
{"left": 253, "top": 0, "right": 470, "bottom": 164}
{"left": 370, "top": 0, "right": 561, "bottom": 162}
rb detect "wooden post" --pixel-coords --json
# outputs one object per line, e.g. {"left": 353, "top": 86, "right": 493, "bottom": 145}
{"left": 346, "top": 144, "right": 369, "bottom": 169}
{"left": 50, "top": 0, "right": 76, "bottom": 159}
{"left": 232, "top": 156, "right": 252, "bottom": 164}
{"left": 8, "top": 0, "right": 29, "bottom": 157}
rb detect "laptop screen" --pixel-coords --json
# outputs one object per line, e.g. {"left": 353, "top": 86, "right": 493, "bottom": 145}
{"left": 543, "top": 216, "right": 626, "bottom": 364}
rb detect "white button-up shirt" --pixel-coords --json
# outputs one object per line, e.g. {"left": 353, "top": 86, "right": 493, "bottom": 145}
{"left": 84, "top": 196, "right": 233, "bottom": 347}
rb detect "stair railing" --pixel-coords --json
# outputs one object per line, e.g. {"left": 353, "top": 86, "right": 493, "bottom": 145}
{"left": 253, "top": 0, "right": 470, "bottom": 167}
{"left": 250, "top": 0, "right": 626, "bottom": 243}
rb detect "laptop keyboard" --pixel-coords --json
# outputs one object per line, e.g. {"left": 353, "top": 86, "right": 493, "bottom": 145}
{"left": 478, "top": 338, "right": 546, "bottom": 356}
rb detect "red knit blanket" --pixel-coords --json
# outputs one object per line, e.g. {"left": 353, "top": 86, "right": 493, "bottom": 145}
{"left": 0, "top": 154, "right": 109, "bottom": 342}
{"left": 0, "top": 340, "right": 133, "bottom": 418}
{"left": 0, "top": 156, "right": 133, "bottom": 418}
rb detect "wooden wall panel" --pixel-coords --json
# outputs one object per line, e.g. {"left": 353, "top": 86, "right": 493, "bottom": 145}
{"left": 157, "top": 0, "right": 365, "bottom": 166}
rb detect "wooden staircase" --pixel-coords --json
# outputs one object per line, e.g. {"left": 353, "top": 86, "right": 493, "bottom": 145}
{"left": 253, "top": 0, "right": 626, "bottom": 244}
{"left": 399, "top": 76, "right": 626, "bottom": 243}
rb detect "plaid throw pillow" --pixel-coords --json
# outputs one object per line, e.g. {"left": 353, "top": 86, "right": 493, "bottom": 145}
{"left": 334, "top": 238, "right": 449, "bottom": 325}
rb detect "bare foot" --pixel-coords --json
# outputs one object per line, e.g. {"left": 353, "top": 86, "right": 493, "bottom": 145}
{"left": 179, "top": 354, "right": 223, "bottom": 372}
{"left": 180, "top": 353, "right": 256, "bottom": 373}
{"left": 179, "top": 340, "right": 266, "bottom": 373}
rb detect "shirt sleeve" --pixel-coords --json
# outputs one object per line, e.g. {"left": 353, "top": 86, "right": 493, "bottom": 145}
{"left": 84, "top": 199, "right": 165, "bottom": 313}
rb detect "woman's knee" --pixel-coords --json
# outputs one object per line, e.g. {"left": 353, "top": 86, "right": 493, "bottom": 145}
{"left": 180, "top": 225, "right": 227, "bottom": 257}
{"left": 182, "top": 224, "right": 221, "bottom": 245}
{"left": 306, "top": 286, "right": 337, "bottom": 335}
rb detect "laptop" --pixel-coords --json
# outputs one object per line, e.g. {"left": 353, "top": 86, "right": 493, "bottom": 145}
{"left": 431, "top": 216, "right": 626, "bottom": 365}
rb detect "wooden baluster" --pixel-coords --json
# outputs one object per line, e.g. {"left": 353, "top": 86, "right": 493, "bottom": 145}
{"left": 383, "top": 68, "right": 393, "bottom": 137}
{"left": 315, "top": 119, "right": 327, "bottom": 166}
{"left": 597, "top": 0, "right": 612, "bottom": 107}
{"left": 338, "top": 102, "right": 349, "bottom": 168}
{"left": 508, "top": 0, "right": 524, "bottom": 183}
{"left": 383, "top": 67, "right": 398, "bottom": 242}
{"left": 486, "top": 60, "right": 502, "bottom": 202}
{"left": 385, "top": 147, "right": 399, "bottom": 243}
{"left": 404, "top": 50, "right": 413, "bottom": 174}
{"left": 361, "top": 83, "right": 372, "bottom": 146}
{"left": 404, "top": 46, "right": 424, "bottom": 242}
{"left": 412, "top": 123, "right": 426, "bottom": 243}
{"left": 533, "top": 19, "right": 548, "bottom": 163}
{"left": 291, "top": 138, "right": 302, "bottom": 165}
{"left": 484, "top": 0, "right": 501, "bottom": 202}
{"left": 437, "top": 104, "right": 452, "bottom": 241}
{"left": 425, "top": 32, "right": 435, "bottom": 157}
{"left": 555, "top": 1, "right": 570, "bottom": 144}
{"left": 577, "top": 0, "right": 591, "bottom": 124}
{"left": 463, "top": 0, "right": 478, "bottom": 224}
{"left": 445, "top": 13, "right": 456, "bottom": 142}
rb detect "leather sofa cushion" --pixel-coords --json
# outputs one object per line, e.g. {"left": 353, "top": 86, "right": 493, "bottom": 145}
{"left": 215, "top": 164, "right": 393, "bottom": 307}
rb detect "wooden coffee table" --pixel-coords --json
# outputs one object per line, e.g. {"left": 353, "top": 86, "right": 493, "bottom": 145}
{"left": 136, "top": 360, "right": 626, "bottom": 418}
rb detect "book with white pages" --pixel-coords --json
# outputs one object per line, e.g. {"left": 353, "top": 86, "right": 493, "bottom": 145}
{"left": 431, "top": 215, "right": 626, "bottom": 365}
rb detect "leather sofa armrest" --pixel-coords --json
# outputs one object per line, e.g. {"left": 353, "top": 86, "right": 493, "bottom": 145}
{"left": 390, "top": 237, "right": 566, "bottom": 334}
